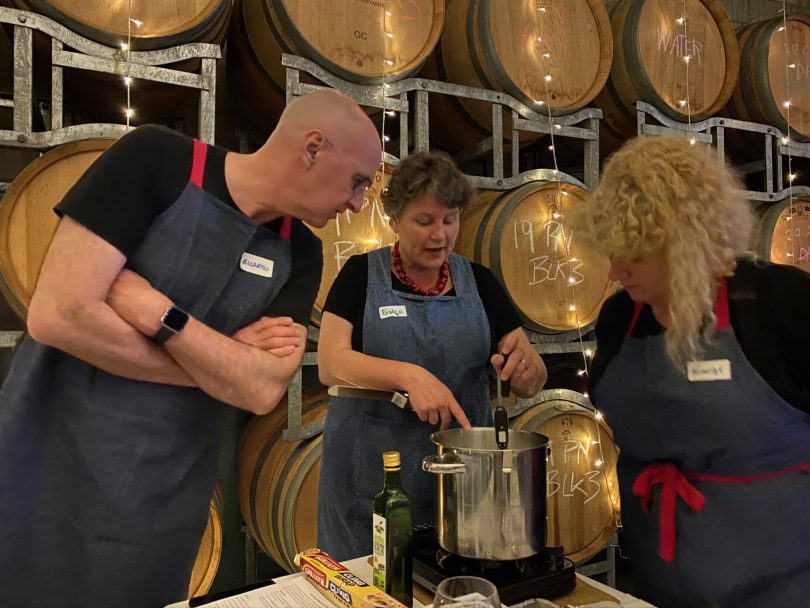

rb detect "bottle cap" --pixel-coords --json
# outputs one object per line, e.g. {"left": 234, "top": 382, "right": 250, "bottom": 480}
{"left": 382, "top": 451, "right": 401, "bottom": 469}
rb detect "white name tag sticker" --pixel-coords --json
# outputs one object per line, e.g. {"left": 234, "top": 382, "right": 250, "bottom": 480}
{"left": 240, "top": 252, "right": 274, "bottom": 278}
{"left": 379, "top": 305, "right": 407, "bottom": 319}
{"left": 687, "top": 359, "right": 732, "bottom": 382}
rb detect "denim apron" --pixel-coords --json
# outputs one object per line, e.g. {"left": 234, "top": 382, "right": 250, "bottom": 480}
{"left": 594, "top": 280, "right": 810, "bottom": 607}
{"left": 317, "top": 247, "right": 491, "bottom": 560}
{"left": 0, "top": 140, "right": 297, "bottom": 608}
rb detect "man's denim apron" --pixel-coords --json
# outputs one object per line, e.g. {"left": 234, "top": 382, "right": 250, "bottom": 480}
{"left": 0, "top": 140, "right": 298, "bottom": 608}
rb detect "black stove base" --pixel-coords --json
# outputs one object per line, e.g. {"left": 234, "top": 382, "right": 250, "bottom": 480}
{"left": 411, "top": 526, "right": 576, "bottom": 606}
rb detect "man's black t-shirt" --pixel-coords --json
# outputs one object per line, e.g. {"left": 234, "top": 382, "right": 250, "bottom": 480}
{"left": 589, "top": 258, "right": 810, "bottom": 415}
{"left": 323, "top": 251, "right": 524, "bottom": 354}
{"left": 55, "top": 125, "right": 323, "bottom": 326}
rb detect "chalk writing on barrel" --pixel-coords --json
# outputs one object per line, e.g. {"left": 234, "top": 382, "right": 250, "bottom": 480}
{"left": 658, "top": 27, "right": 703, "bottom": 67}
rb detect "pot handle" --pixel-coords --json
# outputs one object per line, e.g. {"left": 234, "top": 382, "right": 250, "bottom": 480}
{"left": 422, "top": 454, "right": 467, "bottom": 475}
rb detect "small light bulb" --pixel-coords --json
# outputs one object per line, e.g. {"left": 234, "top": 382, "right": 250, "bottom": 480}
{"left": 788, "top": 173, "right": 797, "bottom": 182}
{"left": 538, "top": 6, "right": 547, "bottom": 11}
{"left": 542, "top": 53, "right": 550, "bottom": 58}
{"left": 383, "top": 83, "right": 391, "bottom": 89}
{"left": 568, "top": 304, "right": 576, "bottom": 312}
{"left": 121, "top": 42, "right": 129, "bottom": 51}
{"left": 385, "top": 10, "right": 392, "bottom": 16}
{"left": 577, "top": 369, "right": 586, "bottom": 376}
{"left": 787, "top": 252, "right": 794, "bottom": 257}
{"left": 585, "top": 349, "right": 594, "bottom": 357}
{"left": 124, "top": 107, "right": 135, "bottom": 118}
{"left": 555, "top": 124, "right": 562, "bottom": 130}
{"left": 684, "top": 55, "right": 691, "bottom": 63}
{"left": 568, "top": 277, "right": 576, "bottom": 285}
{"left": 537, "top": 37, "right": 543, "bottom": 42}
{"left": 561, "top": 191, "right": 569, "bottom": 196}
{"left": 782, "top": 137, "right": 790, "bottom": 145}
{"left": 584, "top": 392, "right": 590, "bottom": 399}
{"left": 544, "top": 74, "right": 552, "bottom": 82}
{"left": 594, "top": 410, "right": 603, "bottom": 420}
{"left": 384, "top": 59, "right": 394, "bottom": 66}
{"left": 385, "top": 110, "right": 396, "bottom": 117}
{"left": 385, "top": 31, "right": 394, "bottom": 38}
{"left": 123, "top": 76, "right": 132, "bottom": 86}
{"left": 689, "top": 137, "right": 696, "bottom": 145}
{"left": 789, "top": 63, "right": 797, "bottom": 69}
{"left": 778, "top": 26, "right": 785, "bottom": 32}
{"left": 552, "top": 213, "right": 562, "bottom": 219}
{"left": 130, "top": 18, "right": 142, "bottom": 28}
{"left": 535, "top": 100, "right": 545, "bottom": 106}
{"left": 591, "top": 440, "right": 600, "bottom": 445}
{"left": 676, "top": 17, "right": 685, "bottom": 24}
{"left": 569, "top": 257, "right": 577, "bottom": 262}
{"left": 595, "top": 459, "right": 604, "bottom": 468}
{"left": 784, "top": 100, "right": 792, "bottom": 108}
{"left": 548, "top": 145, "right": 554, "bottom": 151}
{"left": 382, "top": 135, "right": 391, "bottom": 142}
{"left": 678, "top": 99, "right": 687, "bottom": 107}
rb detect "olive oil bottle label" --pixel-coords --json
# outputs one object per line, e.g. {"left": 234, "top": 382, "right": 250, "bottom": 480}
{"left": 372, "top": 512, "right": 387, "bottom": 590}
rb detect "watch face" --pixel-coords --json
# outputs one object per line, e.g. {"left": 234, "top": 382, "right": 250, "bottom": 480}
{"left": 163, "top": 307, "right": 189, "bottom": 332}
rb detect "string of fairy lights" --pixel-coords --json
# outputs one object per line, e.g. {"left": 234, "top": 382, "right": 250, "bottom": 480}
{"left": 530, "top": 6, "right": 620, "bottom": 525}
{"left": 677, "top": 3, "right": 696, "bottom": 145}
{"left": 122, "top": 0, "right": 140, "bottom": 128}
{"left": 778, "top": 4, "right": 798, "bottom": 266}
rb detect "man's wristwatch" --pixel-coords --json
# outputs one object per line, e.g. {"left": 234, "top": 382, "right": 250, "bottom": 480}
{"left": 151, "top": 305, "right": 189, "bottom": 345}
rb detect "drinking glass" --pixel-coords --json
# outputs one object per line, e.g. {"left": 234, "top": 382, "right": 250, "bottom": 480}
{"left": 432, "top": 576, "right": 501, "bottom": 608}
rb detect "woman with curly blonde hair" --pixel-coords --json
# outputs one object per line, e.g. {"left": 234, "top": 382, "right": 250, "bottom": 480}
{"left": 570, "top": 135, "right": 810, "bottom": 607}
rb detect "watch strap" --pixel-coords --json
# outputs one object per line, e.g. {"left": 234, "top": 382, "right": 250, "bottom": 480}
{"left": 150, "top": 325, "right": 177, "bottom": 346}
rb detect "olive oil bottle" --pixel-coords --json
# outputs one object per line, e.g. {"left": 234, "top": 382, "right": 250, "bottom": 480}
{"left": 372, "top": 451, "right": 413, "bottom": 607}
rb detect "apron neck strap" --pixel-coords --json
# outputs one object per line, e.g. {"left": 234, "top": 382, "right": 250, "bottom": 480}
{"left": 190, "top": 139, "right": 207, "bottom": 188}
{"left": 625, "top": 277, "right": 731, "bottom": 337}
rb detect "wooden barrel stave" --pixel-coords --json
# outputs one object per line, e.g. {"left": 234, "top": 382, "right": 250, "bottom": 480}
{"left": 188, "top": 485, "right": 223, "bottom": 599}
{"left": 511, "top": 389, "right": 619, "bottom": 564}
{"left": 456, "top": 181, "right": 613, "bottom": 339}
{"left": 237, "top": 389, "right": 329, "bottom": 573}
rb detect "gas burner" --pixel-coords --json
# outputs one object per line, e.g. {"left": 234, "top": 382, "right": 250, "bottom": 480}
{"left": 412, "top": 526, "right": 576, "bottom": 605}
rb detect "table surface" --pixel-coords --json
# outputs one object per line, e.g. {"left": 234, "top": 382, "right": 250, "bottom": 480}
{"left": 168, "top": 556, "right": 656, "bottom": 608}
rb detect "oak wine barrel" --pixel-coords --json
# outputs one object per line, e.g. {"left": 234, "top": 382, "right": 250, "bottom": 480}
{"left": 455, "top": 181, "right": 613, "bottom": 340}
{"left": 307, "top": 164, "right": 395, "bottom": 327}
{"left": 188, "top": 485, "right": 223, "bottom": 599}
{"left": 511, "top": 389, "right": 619, "bottom": 564}
{"left": 1, "top": 0, "right": 231, "bottom": 121}
{"left": 751, "top": 196, "right": 810, "bottom": 274}
{"left": 420, "top": 0, "right": 612, "bottom": 152}
{"left": 0, "top": 138, "right": 116, "bottom": 319}
{"left": 728, "top": 14, "right": 810, "bottom": 142}
{"left": 2, "top": 0, "right": 231, "bottom": 50}
{"left": 227, "top": 0, "right": 444, "bottom": 132}
{"left": 237, "top": 389, "right": 329, "bottom": 573}
{"left": 596, "top": 0, "right": 739, "bottom": 145}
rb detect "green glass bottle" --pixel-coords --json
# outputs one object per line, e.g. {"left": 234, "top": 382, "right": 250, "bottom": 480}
{"left": 372, "top": 451, "right": 413, "bottom": 607}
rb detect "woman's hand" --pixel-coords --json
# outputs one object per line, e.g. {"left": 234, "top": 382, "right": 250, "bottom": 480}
{"left": 491, "top": 328, "right": 547, "bottom": 398}
{"left": 232, "top": 316, "right": 306, "bottom": 357}
{"left": 404, "top": 368, "right": 471, "bottom": 430}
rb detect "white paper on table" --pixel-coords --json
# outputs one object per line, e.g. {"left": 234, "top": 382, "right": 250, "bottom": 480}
{"left": 198, "top": 576, "right": 334, "bottom": 608}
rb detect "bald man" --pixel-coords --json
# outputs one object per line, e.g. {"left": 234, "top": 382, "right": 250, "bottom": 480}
{"left": 0, "top": 90, "right": 382, "bottom": 608}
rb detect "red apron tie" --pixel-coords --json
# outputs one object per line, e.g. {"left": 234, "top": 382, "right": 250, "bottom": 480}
{"left": 632, "top": 463, "right": 706, "bottom": 562}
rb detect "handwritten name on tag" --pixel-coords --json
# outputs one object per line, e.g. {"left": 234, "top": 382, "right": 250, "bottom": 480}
{"left": 240, "top": 252, "right": 274, "bottom": 278}
{"left": 687, "top": 359, "right": 731, "bottom": 382}
{"left": 379, "top": 305, "right": 407, "bottom": 319}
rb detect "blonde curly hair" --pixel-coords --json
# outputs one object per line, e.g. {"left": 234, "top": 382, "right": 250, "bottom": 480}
{"left": 569, "top": 135, "right": 753, "bottom": 366}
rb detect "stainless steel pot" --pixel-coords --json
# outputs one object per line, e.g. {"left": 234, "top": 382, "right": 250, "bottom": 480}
{"left": 422, "top": 427, "right": 549, "bottom": 561}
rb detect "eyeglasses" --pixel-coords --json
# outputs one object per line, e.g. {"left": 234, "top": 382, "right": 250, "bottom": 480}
{"left": 324, "top": 136, "right": 373, "bottom": 197}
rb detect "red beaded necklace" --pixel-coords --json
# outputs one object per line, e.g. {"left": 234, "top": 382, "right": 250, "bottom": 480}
{"left": 391, "top": 241, "right": 450, "bottom": 296}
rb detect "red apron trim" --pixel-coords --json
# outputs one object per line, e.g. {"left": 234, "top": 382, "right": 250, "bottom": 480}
{"left": 625, "top": 301, "right": 645, "bottom": 338}
{"left": 190, "top": 139, "right": 207, "bottom": 188}
{"left": 624, "top": 277, "right": 730, "bottom": 337}
{"left": 632, "top": 463, "right": 705, "bottom": 562}
{"left": 633, "top": 460, "right": 810, "bottom": 562}
{"left": 280, "top": 216, "right": 292, "bottom": 242}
